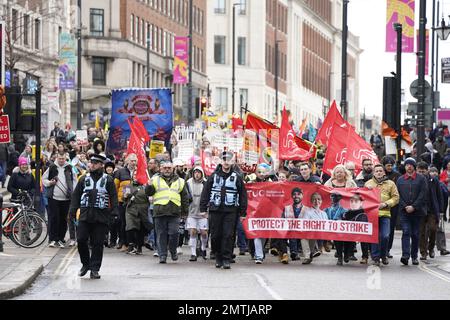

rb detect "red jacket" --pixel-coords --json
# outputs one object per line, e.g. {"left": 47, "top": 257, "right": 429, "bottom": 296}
{"left": 439, "top": 170, "right": 449, "bottom": 184}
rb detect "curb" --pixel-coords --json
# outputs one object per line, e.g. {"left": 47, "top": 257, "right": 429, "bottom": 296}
{"left": 0, "top": 263, "right": 43, "bottom": 300}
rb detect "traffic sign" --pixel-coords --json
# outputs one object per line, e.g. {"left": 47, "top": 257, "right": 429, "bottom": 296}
{"left": 0, "top": 114, "right": 10, "bottom": 143}
{"left": 409, "top": 79, "right": 431, "bottom": 99}
{"left": 442, "top": 57, "right": 450, "bottom": 84}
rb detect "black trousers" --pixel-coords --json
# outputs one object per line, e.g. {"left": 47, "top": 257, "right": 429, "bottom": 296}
{"left": 118, "top": 203, "right": 128, "bottom": 245}
{"left": 47, "top": 199, "right": 70, "bottom": 242}
{"left": 209, "top": 211, "right": 238, "bottom": 262}
{"left": 77, "top": 221, "right": 108, "bottom": 272}
{"left": 335, "top": 241, "right": 353, "bottom": 259}
{"left": 109, "top": 216, "right": 120, "bottom": 245}
{"left": 127, "top": 227, "right": 145, "bottom": 249}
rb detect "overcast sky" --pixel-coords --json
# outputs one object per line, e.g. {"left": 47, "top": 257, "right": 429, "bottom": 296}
{"left": 348, "top": 0, "right": 450, "bottom": 118}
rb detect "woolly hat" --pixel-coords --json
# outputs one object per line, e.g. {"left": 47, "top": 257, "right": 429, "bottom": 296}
{"left": 382, "top": 156, "right": 396, "bottom": 166}
{"left": 404, "top": 157, "right": 417, "bottom": 169}
{"left": 18, "top": 157, "right": 28, "bottom": 166}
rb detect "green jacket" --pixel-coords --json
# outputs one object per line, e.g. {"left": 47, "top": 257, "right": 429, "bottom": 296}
{"left": 146, "top": 174, "right": 189, "bottom": 218}
{"left": 124, "top": 181, "right": 152, "bottom": 231}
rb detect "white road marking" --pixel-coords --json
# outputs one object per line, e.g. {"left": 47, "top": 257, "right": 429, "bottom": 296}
{"left": 419, "top": 263, "right": 450, "bottom": 283}
{"left": 253, "top": 273, "right": 283, "bottom": 300}
{"left": 54, "top": 247, "right": 77, "bottom": 277}
{"left": 0, "top": 253, "right": 14, "bottom": 257}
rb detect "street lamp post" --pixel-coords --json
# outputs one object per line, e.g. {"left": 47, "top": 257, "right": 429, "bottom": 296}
{"left": 416, "top": 0, "right": 427, "bottom": 158}
{"left": 77, "top": 0, "right": 82, "bottom": 130}
{"left": 340, "top": 0, "right": 349, "bottom": 121}
{"left": 394, "top": 23, "right": 403, "bottom": 163}
{"left": 232, "top": 4, "right": 236, "bottom": 116}
{"left": 146, "top": 37, "right": 151, "bottom": 88}
{"left": 188, "top": 0, "right": 193, "bottom": 125}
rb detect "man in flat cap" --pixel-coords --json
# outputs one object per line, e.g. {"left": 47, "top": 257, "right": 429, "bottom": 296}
{"left": 69, "top": 153, "right": 119, "bottom": 279}
{"left": 200, "top": 151, "right": 247, "bottom": 269}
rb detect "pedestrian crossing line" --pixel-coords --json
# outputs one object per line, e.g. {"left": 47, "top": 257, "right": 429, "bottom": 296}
{"left": 53, "top": 247, "right": 77, "bottom": 277}
{"left": 253, "top": 273, "right": 283, "bottom": 300}
{"left": 419, "top": 263, "right": 450, "bottom": 283}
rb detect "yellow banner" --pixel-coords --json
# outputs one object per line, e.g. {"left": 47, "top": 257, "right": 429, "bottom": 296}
{"left": 149, "top": 140, "right": 165, "bottom": 159}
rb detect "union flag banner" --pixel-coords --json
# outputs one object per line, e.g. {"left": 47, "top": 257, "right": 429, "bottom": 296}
{"left": 243, "top": 182, "right": 380, "bottom": 244}
{"left": 315, "top": 100, "right": 347, "bottom": 146}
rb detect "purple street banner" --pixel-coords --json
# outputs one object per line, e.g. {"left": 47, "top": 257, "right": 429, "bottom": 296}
{"left": 386, "top": 0, "right": 415, "bottom": 53}
{"left": 106, "top": 88, "right": 173, "bottom": 158}
{"left": 59, "top": 32, "right": 76, "bottom": 90}
{"left": 416, "top": 29, "right": 429, "bottom": 75}
{"left": 173, "top": 36, "right": 188, "bottom": 84}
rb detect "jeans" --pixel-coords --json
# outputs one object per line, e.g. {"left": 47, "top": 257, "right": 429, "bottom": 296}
{"left": 419, "top": 214, "right": 438, "bottom": 256}
{"left": 400, "top": 214, "right": 422, "bottom": 260}
{"left": 154, "top": 216, "right": 180, "bottom": 258}
{"left": 236, "top": 219, "right": 247, "bottom": 251}
{"left": 371, "top": 217, "right": 391, "bottom": 259}
{"left": 0, "top": 160, "right": 6, "bottom": 186}
{"left": 147, "top": 210, "right": 156, "bottom": 246}
{"left": 254, "top": 238, "right": 266, "bottom": 260}
{"left": 388, "top": 206, "right": 399, "bottom": 253}
{"left": 289, "top": 239, "right": 299, "bottom": 255}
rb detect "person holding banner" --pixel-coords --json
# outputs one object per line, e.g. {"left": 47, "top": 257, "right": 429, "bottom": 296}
{"left": 298, "top": 193, "right": 328, "bottom": 264}
{"left": 200, "top": 151, "right": 247, "bottom": 269}
{"left": 365, "top": 164, "right": 399, "bottom": 266}
{"left": 324, "top": 165, "right": 357, "bottom": 189}
{"left": 396, "top": 158, "right": 427, "bottom": 266}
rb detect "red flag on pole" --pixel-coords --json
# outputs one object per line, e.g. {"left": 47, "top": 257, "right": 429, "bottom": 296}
{"left": 315, "top": 100, "right": 347, "bottom": 146}
{"left": 323, "top": 124, "right": 379, "bottom": 176}
{"left": 132, "top": 116, "right": 150, "bottom": 143}
{"left": 127, "top": 119, "right": 149, "bottom": 185}
{"left": 279, "top": 107, "right": 312, "bottom": 161}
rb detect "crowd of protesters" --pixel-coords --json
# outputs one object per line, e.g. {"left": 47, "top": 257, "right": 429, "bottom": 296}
{"left": 2, "top": 120, "right": 450, "bottom": 272}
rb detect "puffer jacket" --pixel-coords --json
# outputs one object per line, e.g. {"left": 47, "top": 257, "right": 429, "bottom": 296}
{"left": 365, "top": 177, "right": 400, "bottom": 218}
{"left": 114, "top": 167, "right": 133, "bottom": 203}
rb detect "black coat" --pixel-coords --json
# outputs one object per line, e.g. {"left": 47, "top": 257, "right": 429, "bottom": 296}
{"left": 423, "top": 174, "right": 444, "bottom": 219}
{"left": 7, "top": 171, "right": 35, "bottom": 199}
{"left": 69, "top": 170, "right": 119, "bottom": 225}
{"left": 396, "top": 173, "right": 428, "bottom": 217}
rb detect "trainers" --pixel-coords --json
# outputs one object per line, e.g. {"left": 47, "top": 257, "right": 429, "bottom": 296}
{"left": 49, "top": 241, "right": 56, "bottom": 248}
{"left": 68, "top": 240, "right": 77, "bottom": 247}
{"left": 90, "top": 271, "right": 101, "bottom": 279}
{"left": 440, "top": 250, "right": 450, "bottom": 256}
{"left": 222, "top": 261, "right": 231, "bottom": 269}
{"left": 177, "top": 247, "right": 183, "bottom": 255}
{"left": 343, "top": 255, "right": 350, "bottom": 263}
{"left": 189, "top": 255, "right": 197, "bottom": 262}
{"left": 255, "top": 258, "right": 263, "bottom": 264}
{"left": 400, "top": 257, "right": 409, "bottom": 265}
{"left": 127, "top": 246, "right": 137, "bottom": 255}
{"left": 420, "top": 255, "right": 427, "bottom": 261}
{"left": 144, "top": 242, "right": 154, "bottom": 251}
{"left": 159, "top": 256, "right": 167, "bottom": 264}
{"left": 349, "top": 255, "right": 358, "bottom": 261}
{"left": 291, "top": 254, "right": 300, "bottom": 261}
{"left": 153, "top": 252, "right": 159, "bottom": 257}
{"left": 372, "top": 259, "right": 380, "bottom": 267}
{"left": 78, "top": 265, "right": 89, "bottom": 277}
{"left": 215, "top": 259, "right": 223, "bottom": 268}
{"left": 57, "top": 241, "right": 65, "bottom": 248}
{"left": 412, "top": 258, "right": 419, "bottom": 265}
{"left": 381, "top": 257, "right": 389, "bottom": 265}
{"left": 135, "top": 248, "right": 143, "bottom": 255}
{"left": 281, "top": 253, "right": 289, "bottom": 264}
{"left": 270, "top": 248, "right": 279, "bottom": 256}
{"left": 360, "top": 258, "right": 368, "bottom": 264}
{"left": 302, "top": 258, "right": 313, "bottom": 265}
{"left": 337, "top": 257, "right": 343, "bottom": 266}
{"left": 312, "top": 251, "right": 321, "bottom": 258}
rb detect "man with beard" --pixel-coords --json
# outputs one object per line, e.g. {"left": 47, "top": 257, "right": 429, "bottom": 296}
{"left": 200, "top": 151, "right": 247, "bottom": 269}
{"left": 69, "top": 154, "right": 118, "bottom": 279}
{"left": 355, "top": 158, "right": 374, "bottom": 187}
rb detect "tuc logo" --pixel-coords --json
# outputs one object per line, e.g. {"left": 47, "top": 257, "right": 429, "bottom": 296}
{"left": 249, "top": 190, "right": 266, "bottom": 198}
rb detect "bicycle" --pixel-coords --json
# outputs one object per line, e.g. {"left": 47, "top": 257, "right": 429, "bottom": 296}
{"left": 1, "top": 191, "right": 48, "bottom": 248}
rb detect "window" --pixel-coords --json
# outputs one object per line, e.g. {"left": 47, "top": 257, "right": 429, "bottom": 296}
{"left": 239, "top": 89, "right": 248, "bottom": 107}
{"left": 34, "top": 19, "right": 40, "bottom": 49}
{"left": 24, "top": 15, "right": 29, "bottom": 46}
{"left": 238, "top": 37, "right": 246, "bottom": 65}
{"left": 92, "top": 57, "right": 107, "bottom": 85}
{"left": 131, "top": 14, "right": 135, "bottom": 40}
{"left": 12, "top": 9, "right": 18, "bottom": 41}
{"left": 214, "top": 36, "right": 226, "bottom": 64}
{"left": 90, "top": 9, "right": 104, "bottom": 36}
{"left": 238, "top": 0, "right": 247, "bottom": 15}
{"left": 136, "top": 17, "right": 140, "bottom": 43}
{"left": 214, "top": 0, "right": 226, "bottom": 14}
{"left": 216, "top": 87, "right": 228, "bottom": 109}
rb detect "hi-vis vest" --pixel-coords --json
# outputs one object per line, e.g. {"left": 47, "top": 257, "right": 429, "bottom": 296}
{"left": 209, "top": 172, "right": 239, "bottom": 208}
{"left": 80, "top": 173, "right": 110, "bottom": 209}
{"left": 152, "top": 176, "right": 185, "bottom": 206}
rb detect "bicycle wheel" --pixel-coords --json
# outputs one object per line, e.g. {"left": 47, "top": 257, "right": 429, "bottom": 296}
{"left": 10, "top": 212, "right": 48, "bottom": 248}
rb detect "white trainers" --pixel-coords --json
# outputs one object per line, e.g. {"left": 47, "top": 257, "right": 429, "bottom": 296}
{"left": 177, "top": 247, "right": 183, "bottom": 255}
{"left": 48, "top": 241, "right": 56, "bottom": 248}
{"left": 153, "top": 252, "right": 159, "bottom": 257}
{"left": 57, "top": 241, "right": 65, "bottom": 248}
{"left": 68, "top": 240, "right": 77, "bottom": 247}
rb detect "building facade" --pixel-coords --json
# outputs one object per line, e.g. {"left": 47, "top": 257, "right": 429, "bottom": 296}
{"left": 75, "top": 0, "right": 208, "bottom": 126}
{"left": 1, "top": 0, "right": 71, "bottom": 138}
{"left": 207, "top": 0, "right": 362, "bottom": 129}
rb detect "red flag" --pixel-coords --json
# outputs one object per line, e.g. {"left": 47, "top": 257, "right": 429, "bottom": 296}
{"left": 232, "top": 117, "right": 244, "bottom": 132}
{"left": 323, "top": 124, "right": 379, "bottom": 176}
{"left": 279, "top": 107, "right": 312, "bottom": 161}
{"left": 132, "top": 116, "right": 150, "bottom": 143}
{"left": 127, "top": 119, "right": 149, "bottom": 185}
{"left": 245, "top": 112, "right": 278, "bottom": 131}
{"left": 315, "top": 100, "right": 346, "bottom": 146}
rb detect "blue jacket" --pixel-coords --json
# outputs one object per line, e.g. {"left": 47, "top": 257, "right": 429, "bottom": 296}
{"left": 396, "top": 173, "right": 427, "bottom": 217}
{"left": 325, "top": 204, "right": 347, "bottom": 220}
